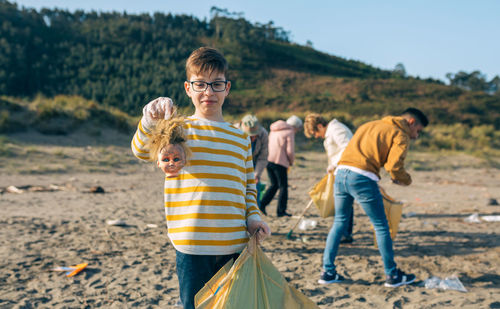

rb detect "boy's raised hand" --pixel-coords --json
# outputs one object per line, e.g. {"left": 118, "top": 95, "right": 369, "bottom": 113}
{"left": 143, "top": 97, "right": 175, "bottom": 128}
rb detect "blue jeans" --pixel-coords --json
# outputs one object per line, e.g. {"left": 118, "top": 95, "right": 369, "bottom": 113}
{"left": 322, "top": 168, "right": 397, "bottom": 276}
{"left": 176, "top": 251, "right": 239, "bottom": 309}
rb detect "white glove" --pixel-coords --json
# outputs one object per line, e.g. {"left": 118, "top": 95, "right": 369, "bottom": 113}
{"left": 142, "top": 97, "right": 175, "bottom": 129}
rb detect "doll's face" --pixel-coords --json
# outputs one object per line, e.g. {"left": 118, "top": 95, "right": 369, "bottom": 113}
{"left": 157, "top": 144, "right": 186, "bottom": 177}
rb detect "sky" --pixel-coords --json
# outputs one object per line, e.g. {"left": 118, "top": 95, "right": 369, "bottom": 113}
{"left": 11, "top": 0, "right": 500, "bottom": 83}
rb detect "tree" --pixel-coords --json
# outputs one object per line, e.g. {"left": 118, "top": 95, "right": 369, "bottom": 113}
{"left": 446, "top": 70, "right": 489, "bottom": 92}
{"left": 393, "top": 63, "right": 406, "bottom": 78}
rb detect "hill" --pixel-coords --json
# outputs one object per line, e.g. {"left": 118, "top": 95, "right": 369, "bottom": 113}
{"left": 0, "top": 1, "right": 499, "bottom": 133}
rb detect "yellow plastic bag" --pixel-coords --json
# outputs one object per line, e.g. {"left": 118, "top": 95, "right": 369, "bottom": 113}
{"left": 373, "top": 186, "right": 403, "bottom": 247}
{"left": 195, "top": 235, "right": 319, "bottom": 309}
{"left": 308, "top": 173, "right": 335, "bottom": 218}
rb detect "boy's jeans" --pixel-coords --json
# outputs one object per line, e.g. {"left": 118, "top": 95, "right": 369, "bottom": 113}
{"left": 322, "top": 168, "right": 397, "bottom": 276}
{"left": 176, "top": 251, "right": 239, "bottom": 309}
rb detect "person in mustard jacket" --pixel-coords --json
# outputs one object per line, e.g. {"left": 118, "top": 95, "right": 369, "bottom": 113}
{"left": 318, "top": 108, "right": 428, "bottom": 288}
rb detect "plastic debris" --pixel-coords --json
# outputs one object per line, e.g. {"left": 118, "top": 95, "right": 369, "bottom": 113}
{"left": 52, "top": 263, "right": 88, "bottom": 277}
{"left": 424, "top": 275, "right": 467, "bottom": 292}
{"left": 404, "top": 211, "right": 417, "bottom": 218}
{"left": 107, "top": 219, "right": 127, "bottom": 226}
{"left": 146, "top": 223, "right": 158, "bottom": 228}
{"left": 464, "top": 214, "right": 500, "bottom": 223}
{"left": 464, "top": 213, "right": 481, "bottom": 223}
{"left": 7, "top": 186, "right": 24, "bottom": 194}
{"left": 298, "top": 219, "right": 317, "bottom": 231}
{"left": 481, "top": 215, "right": 500, "bottom": 222}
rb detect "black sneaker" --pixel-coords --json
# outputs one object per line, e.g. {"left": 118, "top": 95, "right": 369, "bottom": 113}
{"left": 277, "top": 212, "right": 292, "bottom": 217}
{"left": 384, "top": 269, "right": 416, "bottom": 287}
{"left": 318, "top": 270, "right": 345, "bottom": 284}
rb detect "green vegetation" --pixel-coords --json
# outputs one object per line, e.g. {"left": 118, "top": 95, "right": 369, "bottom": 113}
{"left": 0, "top": 95, "right": 136, "bottom": 134}
{"left": 1, "top": 1, "right": 499, "bottom": 157}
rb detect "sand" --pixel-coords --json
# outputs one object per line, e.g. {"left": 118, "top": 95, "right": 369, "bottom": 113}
{"left": 1, "top": 130, "right": 499, "bottom": 308}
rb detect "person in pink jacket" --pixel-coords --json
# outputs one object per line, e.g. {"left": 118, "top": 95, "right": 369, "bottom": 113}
{"left": 259, "top": 115, "right": 303, "bottom": 217}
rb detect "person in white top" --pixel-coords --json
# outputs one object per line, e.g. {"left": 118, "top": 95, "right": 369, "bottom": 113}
{"left": 304, "top": 113, "right": 354, "bottom": 243}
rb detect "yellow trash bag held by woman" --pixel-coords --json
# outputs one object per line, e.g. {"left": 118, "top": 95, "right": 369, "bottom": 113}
{"left": 308, "top": 173, "right": 335, "bottom": 218}
{"left": 195, "top": 235, "right": 319, "bottom": 309}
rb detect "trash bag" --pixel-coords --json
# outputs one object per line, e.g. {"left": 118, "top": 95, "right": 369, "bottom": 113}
{"left": 308, "top": 173, "right": 335, "bottom": 218}
{"left": 373, "top": 186, "right": 403, "bottom": 247}
{"left": 195, "top": 235, "right": 319, "bottom": 309}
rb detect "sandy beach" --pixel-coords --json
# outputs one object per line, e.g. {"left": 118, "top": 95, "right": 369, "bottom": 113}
{"left": 1, "top": 130, "right": 499, "bottom": 308}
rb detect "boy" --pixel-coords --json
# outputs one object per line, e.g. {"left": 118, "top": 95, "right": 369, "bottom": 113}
{"left": 318, "top": 108, "right": 428, "bottom": 288}
{"left": 131, "top": 47, "right": 270, "bottom": 309}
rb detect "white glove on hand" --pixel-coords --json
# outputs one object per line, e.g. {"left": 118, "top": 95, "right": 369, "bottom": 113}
{"left": 142, "top": 97, "right": 175, "bottom": 129}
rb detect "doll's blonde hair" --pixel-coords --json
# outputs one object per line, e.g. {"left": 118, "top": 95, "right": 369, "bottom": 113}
{"left": 146, "top": 117, "right": 191, "bottom": 162}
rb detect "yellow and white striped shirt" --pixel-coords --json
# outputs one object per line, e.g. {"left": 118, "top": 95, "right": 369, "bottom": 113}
{"left": 131, "top": 116, "right": 261, "bottom": 255}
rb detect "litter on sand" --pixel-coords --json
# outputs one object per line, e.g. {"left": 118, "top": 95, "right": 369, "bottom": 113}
{"left": 107, "top": 219, "right": 127, "bottom": 226}
{"left": 464, "top": 213, "right": 481, "bottom": 223}
{"left": 464, "top": 213, "right": 500, "bottom": 223}
{"left": 423, "top": 275, "right": 467, "bottom": 292}
{"left": 52, "top": 263, "right": 88, "bottom": 277}
{"left": 298, "top": 219, "right": 317, "bottom": 231}
{"left": 481, "top": 215, "right": 500, "bottom": 222}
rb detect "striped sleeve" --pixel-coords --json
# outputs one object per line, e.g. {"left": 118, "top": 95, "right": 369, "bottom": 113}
{"left": 244, "top": 139, "right": 261, "bottom": 221}
{"left": 131, "top": 117, "right": 153, "bottom": 161}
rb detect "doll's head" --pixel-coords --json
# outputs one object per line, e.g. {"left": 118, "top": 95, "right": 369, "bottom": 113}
{"left": 147, "top": 118, "right": 191, "bottom": 177}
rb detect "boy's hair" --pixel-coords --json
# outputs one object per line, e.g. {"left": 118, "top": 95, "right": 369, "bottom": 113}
{"left": 401, "top": 108, "right": 429, "bottom": 127}
{"left": 186, "top": 47, "right": 228, "bottom": 79}
{"left": 304, "top": 113, "right": 328, "bottom": 138}
{"left": 146, "top": 118, "right": 191, "bottom": 162}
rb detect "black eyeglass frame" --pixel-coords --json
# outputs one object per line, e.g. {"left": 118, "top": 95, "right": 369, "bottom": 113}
{"left": 187, "top": 80, "right": 229, "bottom": 92}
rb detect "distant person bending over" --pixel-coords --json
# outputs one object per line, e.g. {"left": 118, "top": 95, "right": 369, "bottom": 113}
{"left": 318, "top": 108, "right": 428, "bottom": 288}
{"left": 259, "top": 115, "right": 303, "bottom": 217}
{"left": 304, "top": 113, "right": 354, "bottom": 243}
{"left": 131, "top": 47, "right": 270, "bottom": 309}
{"left": 235, "top": 114, "right": 269, "bottom": 205}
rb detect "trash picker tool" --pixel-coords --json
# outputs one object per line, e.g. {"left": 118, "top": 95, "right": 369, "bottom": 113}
{"left": 286, "top": 200, "right": 314, "bottom": 239}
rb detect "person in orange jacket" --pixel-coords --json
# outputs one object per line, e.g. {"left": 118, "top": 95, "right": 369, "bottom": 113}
{"left": 318, "top": 108, "right": 428, "bottom": 288}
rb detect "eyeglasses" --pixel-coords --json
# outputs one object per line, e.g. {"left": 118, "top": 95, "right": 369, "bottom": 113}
{"left": 188, "top": 80, "right": 228, "bottom": 92}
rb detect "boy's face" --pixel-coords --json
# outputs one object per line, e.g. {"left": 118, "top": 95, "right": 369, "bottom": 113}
{"left": 184, "top": 70, "right": 230, "bottom": 121}
{"left": 157, "top": 144, "right": 186, "bottom": 177}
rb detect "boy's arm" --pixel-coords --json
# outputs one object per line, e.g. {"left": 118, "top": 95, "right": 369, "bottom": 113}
{"left": 131, "top": 97, "right": 174, "bottom": 161}
{"left": 244, "top": 140, "right": 271, "bottom": 240}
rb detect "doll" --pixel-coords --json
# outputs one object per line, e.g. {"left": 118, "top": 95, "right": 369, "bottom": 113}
{"left": 146, "top": 118, "right": 190, "bottom": 177}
